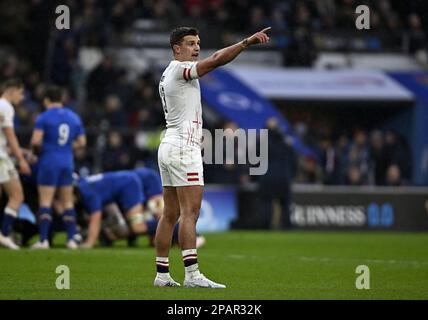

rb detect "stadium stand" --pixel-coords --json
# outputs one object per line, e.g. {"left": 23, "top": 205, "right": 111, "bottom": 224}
{"left": 1, "top": 0, "right": 426, "bottom": 188}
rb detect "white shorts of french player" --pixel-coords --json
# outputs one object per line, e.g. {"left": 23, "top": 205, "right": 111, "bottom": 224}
{"left": 0, "top": 156, "right": 18, "bottom": 184}
{"left": 158, "top": 142, "right": 204, "bottom": 187}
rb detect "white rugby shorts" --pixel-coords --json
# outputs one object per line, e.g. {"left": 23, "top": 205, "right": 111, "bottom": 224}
{"left": 0, "top": 156, "right": 18, "bottom": 184}
{"left": 158, "top": 142, "right": 204, "bottom": 187}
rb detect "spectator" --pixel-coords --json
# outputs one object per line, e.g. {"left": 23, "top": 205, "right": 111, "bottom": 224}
{"left": 284, "top": 1, "right": 317, "bottom": 66}
{"left": 335, "top": 133, "right": 350, "bottom": 185}
{"left": 347, "top": 130, "right": 371, "bottom": 184}
{"left": 369, "top": 130, "right": 388, "bottom": 185}
{"left": 108, "top": 71, "right": 134, "bottom": 112}
{"left": 150, "top": 0, "right": 182, "bottom": 29}
{"left": 248, "top": 6, "right": 270, "bottom": 33}
{"left": 346, "top": 165, "right": 363, "bottom": 186}
{"left": 109, "top": 0, "right": 139, "bottom": 34}
{"left": 384, "top": 130, "right": 412, "bottom": 181}
{"left": 407, "top": 14, "right": 427, "bottom": 54}
{"left": 269, "top": 2, "right": 288, "bottom": 32}
{"left": 130, "top": 84, "right": 163, "bottom": 129}
{"left": 205, "top": 121, "right": 248, "bottom": 185}
{"left": 336, "top": 0, "right": 357, "bottom": 30}
{"left": 384, "top": 12, "right": 404, "bottom": 50}
{"left": 226, "top": 0, "right": 251, "bottom": 32}
{"left": 182, "top": 0, "right": 209, "bottom": 34}
{"left": 86, "top": 55, "right": 123, "bottom": 103}
{"left": 385, "top": 164, "right": 407, "bottom": 186}
{"left": 407, "top": 13, "right": 428, "bottom": 64}
{"left": 258, "top": 117, "right": 297, "bottom": 229}
{"left": 102, "top": 95, "right": 127, "bottom": 128}
{"left": 206, "top": 1, "right": 231, "bottom": 29}
{"left": 51, "top": 37, "right": 78, "bottom": 86}
{"left": 295, "top": 155, "right": 323, "bottom": 184}
{"left": 101, "top": 131, "right": 133, "bottom": 171}
{"left": 319, "top": 136, "right": 341, "bottom": 185}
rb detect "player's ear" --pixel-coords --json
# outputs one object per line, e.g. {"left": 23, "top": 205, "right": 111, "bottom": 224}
{"left": 173, "top": 44, "right": 181, "bottom": 55}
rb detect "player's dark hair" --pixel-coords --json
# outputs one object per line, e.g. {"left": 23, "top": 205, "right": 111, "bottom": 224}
{"left": 170, "top": 27, "right": 199, "bottom": 49}
{"left": 44, "top": 85, "right": 63, "bottom": 103}
{"left": 1, "top": 78, "right": 24, "bottom": 93}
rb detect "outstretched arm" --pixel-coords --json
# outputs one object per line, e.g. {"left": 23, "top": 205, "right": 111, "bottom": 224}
{"left": 82, "top": 211, "right": 102, "bottom": 248}
{"left": 196, "top": 27, "right": 271, "bottom": 77}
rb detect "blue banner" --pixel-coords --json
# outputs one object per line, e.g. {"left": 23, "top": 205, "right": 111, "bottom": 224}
{"left": 199, "top": 68, "right": 315, "bottom": 157}
{"left": 389, "top": 72, "right": 428, "bottom": 185}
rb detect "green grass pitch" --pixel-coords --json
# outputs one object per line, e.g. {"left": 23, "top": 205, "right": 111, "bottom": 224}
{"left": 0, "top": 231, "right": 427, "bottom": 299}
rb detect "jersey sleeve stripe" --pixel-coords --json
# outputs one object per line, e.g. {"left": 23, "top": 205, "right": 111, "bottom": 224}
{"left": 187, "top": 68, "right": 192, "bottom": 80}
{"left": 183, "top": 68, "right": 188, "bottom": 81}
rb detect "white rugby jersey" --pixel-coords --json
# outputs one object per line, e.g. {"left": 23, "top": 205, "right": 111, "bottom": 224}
{"left": 0, "top": 98, "right": 15, "bottom": 159}
{"left": 159, "top": 60, "right": 203, "bottom": 148}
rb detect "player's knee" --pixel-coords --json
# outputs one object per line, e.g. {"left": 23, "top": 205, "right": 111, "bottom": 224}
{"left": 180, "top": 213, "right": 198, "bottom": 225}
{"left": 181, "top": 204, "right": 200, "bottom": 218}
{"left": 162, "top": 211, "right": 179, "bottom": 225}
{"left": 127, "top": 212, "right": 144, "bottom": 226}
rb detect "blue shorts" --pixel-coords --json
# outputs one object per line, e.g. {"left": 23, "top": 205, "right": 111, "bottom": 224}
{"left": 37, "top": 163, "right": 73, "bottom": 187}
{"left": 115, "top": 174, "right": 143, "bottom": 213}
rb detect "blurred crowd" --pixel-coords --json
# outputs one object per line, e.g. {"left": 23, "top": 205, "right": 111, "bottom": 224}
{"left": 0, "top": 50, "right": 164, "bottom": 173}
{"left": 1, "top": 0, "right": 427, "bottom": 74}
{"left": 0, "top": 0, "right": 423, "bottom": 186}
{"left": 203, "top": 119, "right": 411, "bottom": 187}
{"left": 296, "top": 128, "right": 412, "bottom": 186}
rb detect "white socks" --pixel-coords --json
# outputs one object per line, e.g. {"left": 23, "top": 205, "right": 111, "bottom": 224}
{"left": 182, "top": 249, "right": 201, "bottom": 280}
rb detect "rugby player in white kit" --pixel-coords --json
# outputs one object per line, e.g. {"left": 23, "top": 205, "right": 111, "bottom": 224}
{"left": 154, "top": 26, "right": 270, "bottom": 288}
{"left": 0, "top": 79, "right": 31, "bottom": 249}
